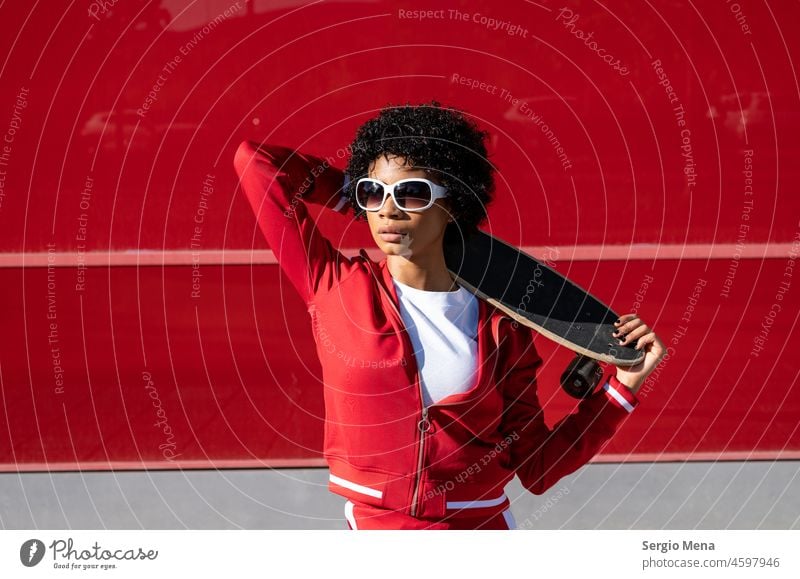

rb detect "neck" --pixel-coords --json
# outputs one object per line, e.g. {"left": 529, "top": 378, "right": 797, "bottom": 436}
{"left": 386, "top": 251, "right": 457, "bottom": 292}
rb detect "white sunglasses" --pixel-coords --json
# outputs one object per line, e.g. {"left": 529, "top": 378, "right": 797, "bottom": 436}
{"left": 354, "top": 177, "right": 448, "bottom": 212}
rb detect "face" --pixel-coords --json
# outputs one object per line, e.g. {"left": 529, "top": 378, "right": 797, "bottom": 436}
{"left": 365, "top": 154, "right": 452, "bottom": 260}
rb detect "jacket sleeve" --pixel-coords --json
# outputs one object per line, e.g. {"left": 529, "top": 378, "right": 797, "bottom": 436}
{"left": 233, "top": 140, "right": 355, "bottom": 306}
{"left": 497, "top": 319, "right": 640, "bottom": 495}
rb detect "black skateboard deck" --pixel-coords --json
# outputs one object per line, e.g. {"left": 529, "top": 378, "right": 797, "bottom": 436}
{"left": 443, "top": 228, "right": 645, "bottom": 366}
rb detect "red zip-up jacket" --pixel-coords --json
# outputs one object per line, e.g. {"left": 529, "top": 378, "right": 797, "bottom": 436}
{"left": 233, "top": 140, "right": 640, "bottom": 522}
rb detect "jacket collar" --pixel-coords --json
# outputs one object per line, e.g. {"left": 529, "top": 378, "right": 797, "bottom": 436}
{"left": 375, "top": 254, "right": 486, "bottom": 312}
{"left": 357, "top": 248, "right": 499, "bottom": 329}
{"left": 368, "top": 254, "right": 508, "bottom": 405}
{"left": 372, "top": 252, "right": 498, "bottom": 346}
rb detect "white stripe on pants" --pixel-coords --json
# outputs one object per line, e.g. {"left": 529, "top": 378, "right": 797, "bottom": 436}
{"left": 502, "top": 508, "right": 516, "bottom": 529}
{"left": 344, "top": 500, "right": 358, "bottom": 530}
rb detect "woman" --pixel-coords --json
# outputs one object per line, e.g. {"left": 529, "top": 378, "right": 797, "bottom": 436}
{"left": 233, "top": 100, "right": 665, "bottom": 530}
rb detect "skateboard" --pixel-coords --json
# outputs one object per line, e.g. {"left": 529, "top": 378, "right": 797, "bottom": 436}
{"left": 442, "top": 227, "right": 645, "bottom": 397}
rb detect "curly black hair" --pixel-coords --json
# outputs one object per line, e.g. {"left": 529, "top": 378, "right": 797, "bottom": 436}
{"left": 343, "top": 99, "right": 495, "bottom": 236}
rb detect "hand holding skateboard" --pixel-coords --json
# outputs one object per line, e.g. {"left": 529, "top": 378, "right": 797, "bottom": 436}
{"left": 609, "top": 314, "right": 667, "bottom": 394}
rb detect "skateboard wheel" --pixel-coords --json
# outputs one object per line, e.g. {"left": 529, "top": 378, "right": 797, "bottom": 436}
{"left": 560, "top": 354, "right": 604, "bottom": 398}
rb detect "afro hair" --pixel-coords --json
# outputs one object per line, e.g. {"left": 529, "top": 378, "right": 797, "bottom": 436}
{"left": 343, "top": 99, "right": 495, "bottom": 237}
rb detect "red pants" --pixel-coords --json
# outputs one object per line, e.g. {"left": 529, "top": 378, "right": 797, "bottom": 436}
{"left": 344, "top": 500, "right": 517, "bottom": 530}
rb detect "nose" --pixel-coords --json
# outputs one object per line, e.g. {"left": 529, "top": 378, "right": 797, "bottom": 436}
{"left": 379, "top": 191, "right": 403, "bottom": 217}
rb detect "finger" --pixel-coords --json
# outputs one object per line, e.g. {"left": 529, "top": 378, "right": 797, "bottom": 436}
{"left": 634, "top": 332, "right": 656, "bottom": 351}
{"left": 615, "top": 317, "right": 643, "bottom": 335}
{"left": 614, "top": 313, "right": 638, "bottom": 327}
{"left": 614, "top": 320, "right": 639, "bottom": 337}
{"left": 649, "top": 335, "right": 667, "bottom": 359}
{"left": 618, "top": 324, "right": 650, "bottom": 346}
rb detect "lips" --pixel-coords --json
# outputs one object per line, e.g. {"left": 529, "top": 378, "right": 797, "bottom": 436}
{"left": 377, "top": 226, "right": 407, "bottom": 244}
{"left": 378, "top": 226, "right": 406, "bottom": 235}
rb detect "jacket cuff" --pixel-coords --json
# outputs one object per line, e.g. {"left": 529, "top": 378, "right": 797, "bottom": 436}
{"left": 331, "top": 172, "right": 354, "bottom": 215}
{"left": 601, "top": 374, "right": 640, "bottom": 414}
{"left": 295, "top": 151, "right": 351, "bottom": 214}
{"left": 331, "top": 194, "right": 350, "bottom": 213}
{"left": 306, "top": 187, "right": 351, "bottom": 215}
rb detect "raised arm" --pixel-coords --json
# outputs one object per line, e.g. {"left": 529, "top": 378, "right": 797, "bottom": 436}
{"left": 497, "top": 319, "right": 639, "bottom": 495}
{"left": 233, "top": 140, "right": 355, "bottom": 305}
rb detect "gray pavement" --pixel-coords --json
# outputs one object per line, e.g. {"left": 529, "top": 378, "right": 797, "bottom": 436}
{"left": 1, "top": 461, "right": 797, "bottom": 529}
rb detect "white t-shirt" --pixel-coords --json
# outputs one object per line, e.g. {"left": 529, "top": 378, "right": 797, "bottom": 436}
{"left": 391, "top": 276, "right": 479, "bottom": 407}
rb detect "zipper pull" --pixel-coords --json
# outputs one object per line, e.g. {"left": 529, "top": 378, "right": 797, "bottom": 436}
{"left": 418, "top": 406, "right": 431, "bottom": 433}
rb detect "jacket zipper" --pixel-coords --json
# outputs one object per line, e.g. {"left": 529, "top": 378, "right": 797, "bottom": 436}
{"left": 361, "top": 253, "right": 496, "bottom": 517}
{"left": 362, "top": 254, "right": 430, "bottom": 516}
{"left": 410, "top": 406, "right": 432, "bottom": 516}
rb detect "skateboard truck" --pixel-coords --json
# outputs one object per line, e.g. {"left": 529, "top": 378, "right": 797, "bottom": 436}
{"left": 560, "top": 354, "right": 605, "bottom": 398}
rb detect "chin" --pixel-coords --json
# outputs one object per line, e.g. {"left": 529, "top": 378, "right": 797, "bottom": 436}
{"left": 376, "top": 240, "right": 414, "bottom": 258}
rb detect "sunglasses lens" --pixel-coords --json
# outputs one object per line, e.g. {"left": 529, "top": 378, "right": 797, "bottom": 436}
{"left": 394, "top": 180, "right": 432, "bottom": 210}
{"left": 356, "top": 181, "right": 385, "bottom": 210}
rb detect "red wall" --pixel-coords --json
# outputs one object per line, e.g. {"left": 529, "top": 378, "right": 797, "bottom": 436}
{"left": 1, "top": 0, "right": 798, "bottom": 471}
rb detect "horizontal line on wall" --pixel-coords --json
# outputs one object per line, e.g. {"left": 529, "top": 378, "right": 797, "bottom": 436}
{"left": 3, "top": 450, "right": 798, "bottom": 472}
{"left": 0, "top": 243, "right": 793, "bottom": 268}
{"left": 1, "top": 458, "right": 330, "bottom": 473}
{"left": 591, "top": 450, "right": 800, "bottom": 463}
